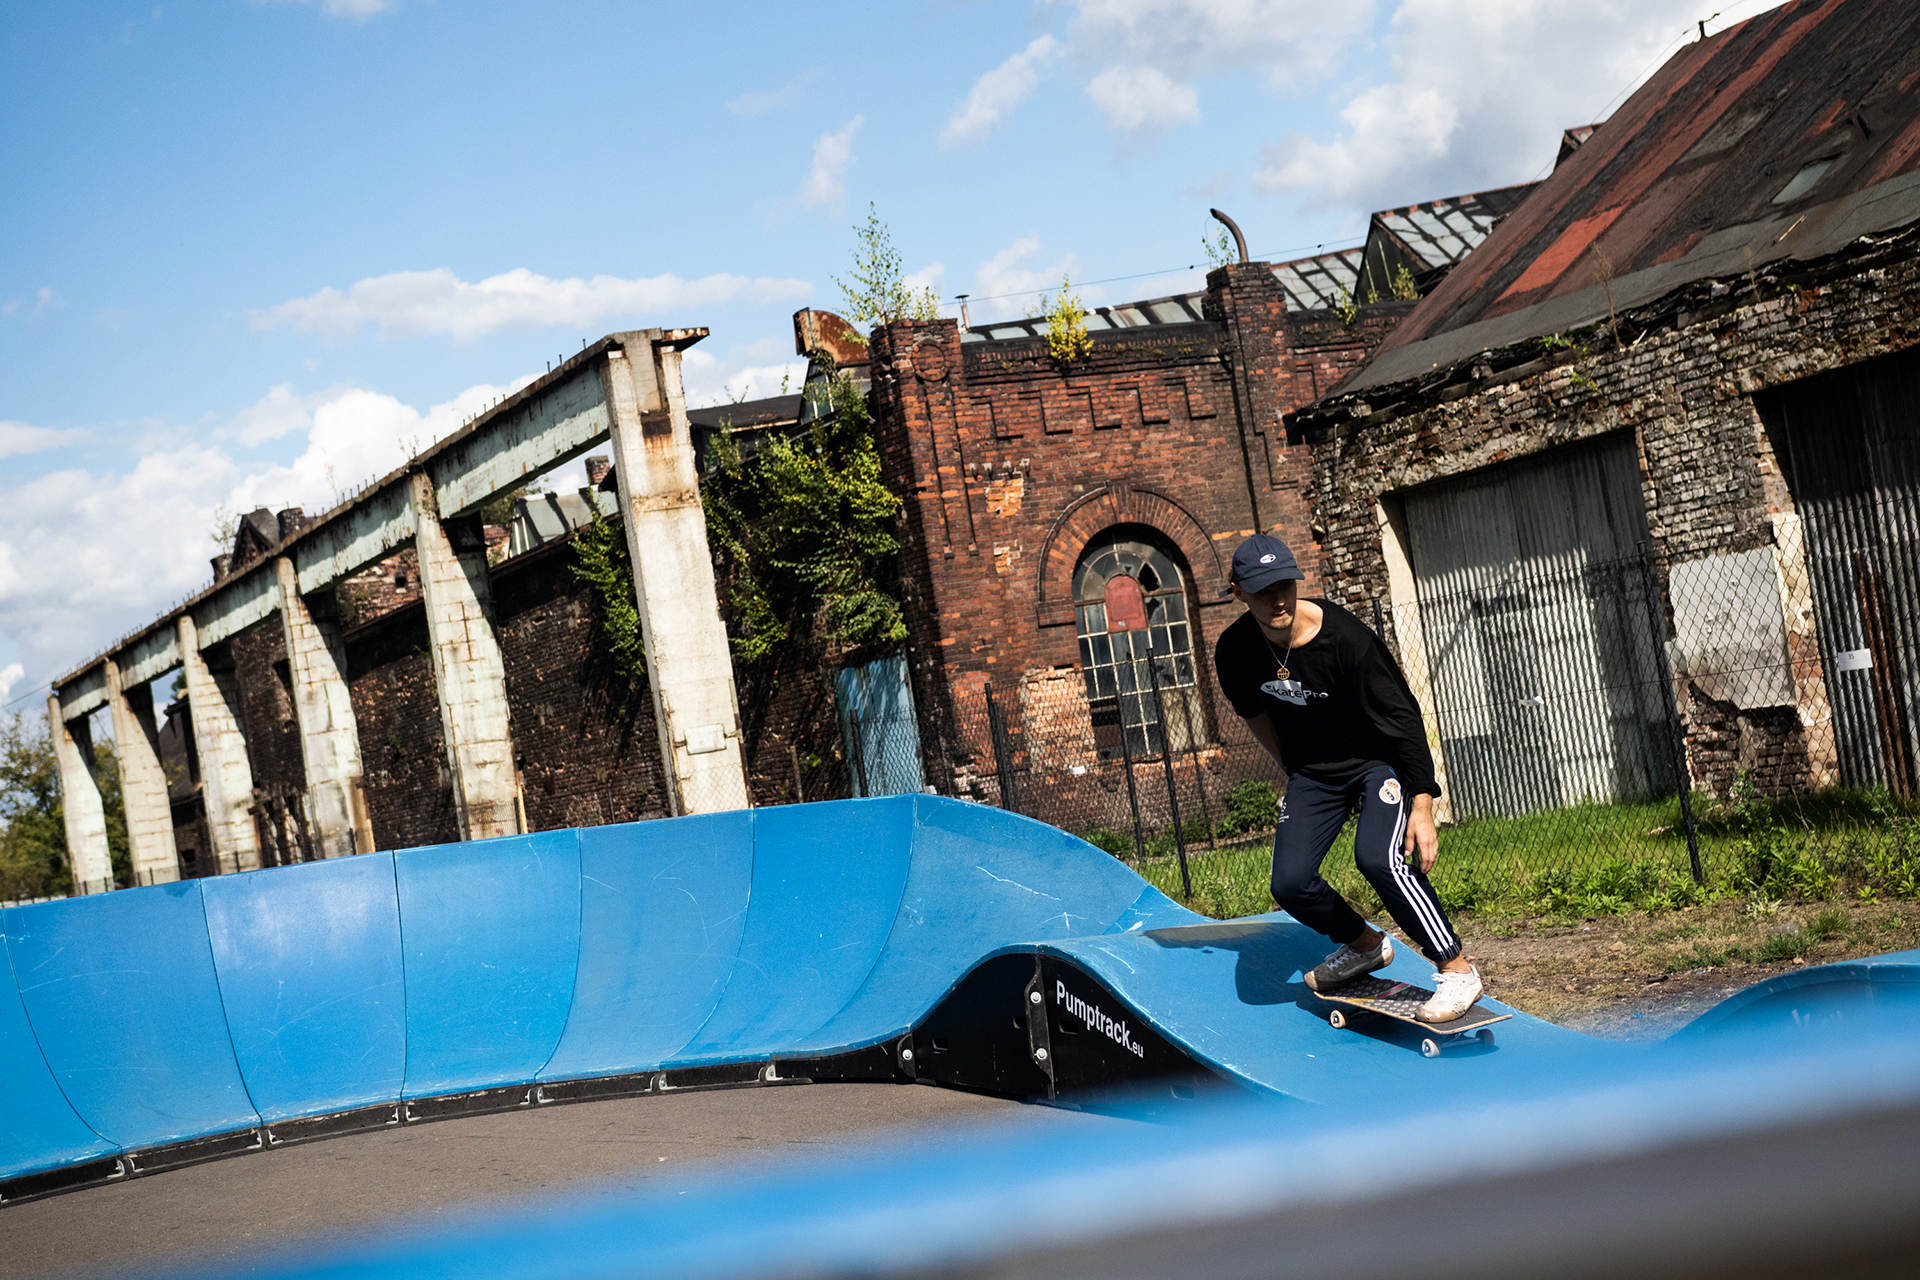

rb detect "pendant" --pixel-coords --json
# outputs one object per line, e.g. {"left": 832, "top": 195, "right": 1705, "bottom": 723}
{"left": 1276, "top": 666, "right": 1289, "bottom": 681}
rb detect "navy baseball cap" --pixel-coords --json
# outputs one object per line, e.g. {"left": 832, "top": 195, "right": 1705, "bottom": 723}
{"left": 1221, "top": 534, "right": 1303, "bottom": 596}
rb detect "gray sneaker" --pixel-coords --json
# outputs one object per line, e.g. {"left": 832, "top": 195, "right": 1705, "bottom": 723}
{"left": 1305, "top": 934, "right": 1394, "bottom": 992}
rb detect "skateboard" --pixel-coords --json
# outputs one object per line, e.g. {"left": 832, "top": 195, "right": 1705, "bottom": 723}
{"left": 1312, "top": 974, "right": 1511, "bottom": 1058}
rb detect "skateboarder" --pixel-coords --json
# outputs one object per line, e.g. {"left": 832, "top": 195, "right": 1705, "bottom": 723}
{"left": 1213, "top": 534, "right": 1481, "bottom": 1023}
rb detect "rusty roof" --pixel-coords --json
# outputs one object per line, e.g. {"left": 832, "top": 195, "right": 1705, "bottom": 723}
{"left": 1344, "top": 0, "right": 1920, "bottom": 394}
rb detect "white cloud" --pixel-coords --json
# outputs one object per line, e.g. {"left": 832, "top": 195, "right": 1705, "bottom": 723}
{"left": 727, "top": 75, "right": 813, "bottom": 117}
{"left": 0, "top": 663, "right": 23, "bottom": 703}
{"left": 1085, "top": 65, "right": 1199, "bottom": 132}
{"left": 1062, "top": 0, "right": 1375, "bottom": 87}
{"left": 801, "top": 116, "right": 863, "bottom": 210}
{"left": 0, "top": 421, "right": 86, "bottom": 459}
{"left": 0, "top": 379, "right": 520, "bottom": 690}
{"left": 904, "top": 262, "right": 948, "bottom": 305}
{"left": 971, "top": 237, "right": 1082, "bottom": 321}
{"left": 253, "top": 267, "right": 812, "bottom": 340}
{"left": 1253, "top": 0, "right": 1696, "bottom": 212}
{"left": 255, "top": 0, "right": 394, "bottom": 19}
{"left": 679, "top": 347, "right": 808, "bottom": 408}
{"left": 942, "top": 35, "right": 1058, "bottom": 146}
{"left": 1, "top": 287, "right": 56, "bottom": 320}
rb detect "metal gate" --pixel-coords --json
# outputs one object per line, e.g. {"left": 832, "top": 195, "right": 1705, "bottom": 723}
{"left": 1765, "top": 345, "right": 1920, "bottom": 795}
{"left": 1402, "top": 432, "right": 1673, "bottom": 818}
{"left": 835, "top": 652, "right": 926, "bottom": 797}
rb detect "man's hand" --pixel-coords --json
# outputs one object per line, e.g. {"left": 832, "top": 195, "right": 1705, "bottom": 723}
{"left": 1405, "top": 793, "right": 1439, "bottom": 874}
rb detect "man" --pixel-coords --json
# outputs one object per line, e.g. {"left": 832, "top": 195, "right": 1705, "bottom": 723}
{"left": 1213, "top": 533, "right": 1481, "bottom": 1022}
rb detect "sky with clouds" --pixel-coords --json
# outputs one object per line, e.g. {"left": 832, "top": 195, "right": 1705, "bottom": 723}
{"left": 0, "top": 0, "right": 1786, "bottom": 717}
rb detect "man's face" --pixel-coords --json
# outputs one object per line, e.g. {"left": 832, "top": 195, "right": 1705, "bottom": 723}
{"left": 1231, "top": 577, "right": 1299, "bottom": 635}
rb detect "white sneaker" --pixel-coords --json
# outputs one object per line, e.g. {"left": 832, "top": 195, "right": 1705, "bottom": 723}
{"left": 1418, "top": 966, "right": 1483, "bottom": 1023}
{"left": 1305, "top": 934, "right": 1393, "bottom": 992}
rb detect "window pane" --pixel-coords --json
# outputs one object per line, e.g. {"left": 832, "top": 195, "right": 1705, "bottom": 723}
{"left": 1086, "top": 603, "right": 1107, "bottom": 634}
{"left": 1096, "top": 667, "right": 1116, "bottom": 698}
{"left": 1078, "top": 637, "right": 1094, "bottom": 666}
{"left": 1175, "top": 652, "right": 1196, "bottom": 685}
{"left": 1170, "top": 622, "right": 1190, "bottom": 653}
{"left": 1163, "top": 593, "right": 1187, "bottom": 621}
{"left": 1091, "top": 634, "right": 1112, "bottom": 666}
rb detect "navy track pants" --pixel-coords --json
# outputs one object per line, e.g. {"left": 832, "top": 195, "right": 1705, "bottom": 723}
{"left": 1269, "top": 764, "right": 1462, "bottom": 964}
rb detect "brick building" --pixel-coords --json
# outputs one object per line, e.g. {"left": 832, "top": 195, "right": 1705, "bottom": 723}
{"left": 1283, "top": 0, "right": 1920, "bottom": 815}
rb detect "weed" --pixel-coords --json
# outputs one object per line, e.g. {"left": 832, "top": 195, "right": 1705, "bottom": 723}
{"left": 1081, "top": 828, "right": 1134, "bottom": 859}
{"left": 1758, "top": 929, "right": 1813, "bottom": 962}
{"left": 1664, "top": 942, "right": 1754, "bottom": 973}
{"left": 1217, "top": 780, "right": 1278, "bottom": 837}
{"left": 1807, "top": 907, "right": 1849, "bottom": 940}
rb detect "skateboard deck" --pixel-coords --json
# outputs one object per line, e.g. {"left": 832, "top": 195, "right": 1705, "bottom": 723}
{"left": 1312, "top": 974, "right": 1511, "bottom": 1054}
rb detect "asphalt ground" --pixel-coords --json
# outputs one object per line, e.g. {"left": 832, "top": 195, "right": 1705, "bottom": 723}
{"left": 2, "top": 1082, "right": 1126, "bottom": 1280}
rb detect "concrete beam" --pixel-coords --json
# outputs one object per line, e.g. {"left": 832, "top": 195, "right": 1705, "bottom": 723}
{"left": 409, "top": 473, "right": 520, "bottom": 841}
{"left": 48, "top": 695, "right": 113, "bottom": 894}
{"left": 177, "top": 616, "right": 262, "bottom": 874}
{"left": 275, "top": 558, "right": 374, "bottom": 858}
{"left": 605, "top": 333, "right": 749, "bottom": 815}
{"left": 103, "top": 658, "right": 180, "bottom": 885}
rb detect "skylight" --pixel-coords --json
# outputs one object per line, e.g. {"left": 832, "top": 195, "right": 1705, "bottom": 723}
{"left": 1772, "top": 157, "right": 1836, "bottom": 205}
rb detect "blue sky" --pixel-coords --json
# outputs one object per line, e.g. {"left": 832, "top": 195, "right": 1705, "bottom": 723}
{"left": 0, "top": 0, "right": 1783, "bottom": 715}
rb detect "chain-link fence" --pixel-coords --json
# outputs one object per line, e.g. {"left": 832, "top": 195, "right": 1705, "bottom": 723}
{"left": 769, "top": 509, "right": 1920, "bottom": 921}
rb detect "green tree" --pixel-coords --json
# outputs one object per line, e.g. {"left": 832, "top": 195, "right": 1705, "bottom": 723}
{"left": 0, "top": 713, "right": 131, "bottom": 899}
{"left": 702, "top": 368, "right": 908, "bottom": 663}
{"left": 831, "top": 204, "right": 942, "bottom": 334}
{"left": 1041, "top": 274, "right": 1091, "bottom": 365}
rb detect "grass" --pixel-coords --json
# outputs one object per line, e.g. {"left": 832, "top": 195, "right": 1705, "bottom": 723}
{"left": 1125, "top": 781, "right": 1920, "bottom": 926}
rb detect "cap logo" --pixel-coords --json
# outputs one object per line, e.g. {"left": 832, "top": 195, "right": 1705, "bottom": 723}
{"left": 1259, "top": 554, "right": 1276, "bottom": 564}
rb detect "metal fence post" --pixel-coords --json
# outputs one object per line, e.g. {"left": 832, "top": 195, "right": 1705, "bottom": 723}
{"left": 1147, "top": 658, "right": 1193, "bottom": 899}
{"left": 984, "top": 681, "right": 1021, "bottom": 814}
{"left": 1178, "top": 681, "right": 1216, "bottom": 850}
{"left": 1115, "top": 691, "right": 1148, "bottom": 862}
{"left": 1639, "top": 543, "right": 1703, "bottom": 884}
{"left": 848, "top": 710, "right": 867, "bottom": 800}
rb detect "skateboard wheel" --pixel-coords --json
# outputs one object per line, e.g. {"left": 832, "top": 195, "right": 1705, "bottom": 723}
{"left": 1476, "top": 1028, "right": 1496, "bottom": 1046}
{"left": 1420, "top": 1038, "right": 1442, "bottom": 1058}
{"left": 1328, "top": 1010, "right": 1348, "bottom": 1030}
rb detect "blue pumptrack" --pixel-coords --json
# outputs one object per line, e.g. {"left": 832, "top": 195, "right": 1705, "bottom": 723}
{"left": 1, "top": 795, "right": 1912, "bottom": 1205}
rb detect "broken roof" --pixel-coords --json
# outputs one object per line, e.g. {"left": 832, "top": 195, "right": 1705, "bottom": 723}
{"left": 960, "top": 182, "right": 1539, "bottom": 344}
{"left": 1342, "top": 0, "right": 1920, "bottom": 395}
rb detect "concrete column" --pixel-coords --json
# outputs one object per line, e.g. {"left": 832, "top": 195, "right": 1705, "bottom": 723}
{"left": 275, "top": 557, "right": 374, "bottom": 857}
{"left": 103, "top": 658, "right": 180, "bottom": 885}
{"left": 177, "top": 615, "right": 262, "bottom": 873}
{"left": 605, "top": 335, "right": 750, "bottom": 815}
{"left": 409, "top": 473, "right": 520, "bottom": 841}
{"left": 48, "top": 695, "right": 114, "bottom": 894}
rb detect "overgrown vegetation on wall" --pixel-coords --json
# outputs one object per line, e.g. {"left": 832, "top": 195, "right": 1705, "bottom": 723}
{"left": 703, "top": 370, "right": 908, "bottom": 664}
{"left": 571, "top": 518, "right": 649, "bottom": 686}
{"left": 832, "top": 203, "right": 942, "bottom": 332}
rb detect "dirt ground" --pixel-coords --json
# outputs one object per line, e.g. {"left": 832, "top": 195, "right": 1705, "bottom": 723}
{"left": 1453, "top": 899, "right": 1920, "bottom": 1041}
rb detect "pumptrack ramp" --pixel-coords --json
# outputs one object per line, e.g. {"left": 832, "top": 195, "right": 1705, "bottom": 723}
{"left": 0, "top": 793, "right": 1801, "bottom": 1204}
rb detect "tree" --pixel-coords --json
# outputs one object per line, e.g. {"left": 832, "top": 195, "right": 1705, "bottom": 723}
{"left": 0, "top": 713, "right": 131, "bottom": 899}
{"left": 702, "top": 369, "right": 908, "bottom": 664}
{"left": 831, "top": 204, "right": 942, "bottom": 334}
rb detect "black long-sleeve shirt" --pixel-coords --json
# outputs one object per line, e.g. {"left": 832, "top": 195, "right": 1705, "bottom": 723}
{"left": 1213, "top": 600, "right": 1440, "bottom": 796}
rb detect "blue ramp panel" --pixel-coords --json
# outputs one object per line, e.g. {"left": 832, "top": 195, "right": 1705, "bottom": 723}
{"left": 2, "top": 885, "right": 260, "bottom": 1153}
{"left": 203, "top": 855, "right": 407, "bottom": 1123}
{"left": 1672, "top": 949, "right": 1920, "bottom": 1040}
{"left": 675, "top": 799, "right": 917, "bottom": 1064}
{"left": 0, "top": 911, "right": 117, "bottom": 1183}
{"left": 785, "top": 797, "right": 1200, "bottom": 1057}
{"left": 395, "top": 830, "right": 582, "bottom": 1099}
{"left": 540, "top": 813, "right": 755, "bottom": 1083}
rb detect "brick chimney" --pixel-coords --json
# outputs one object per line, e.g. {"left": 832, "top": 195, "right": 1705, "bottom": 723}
{"left": 211, "top": 553, "right": 232, "bottom": 582}
{"left": 276, "top": 507, "right": 307, "bottom": 542}
{"left": 584, "top": 455, "right": 611, "bottom": 487}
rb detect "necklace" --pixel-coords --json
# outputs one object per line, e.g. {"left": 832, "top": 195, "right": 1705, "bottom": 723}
{"left": 1259, "top": 626, "right": 1294, "bottom": 681}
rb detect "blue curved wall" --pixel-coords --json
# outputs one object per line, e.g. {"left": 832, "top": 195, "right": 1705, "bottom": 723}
{"left": 0, "top": 796, "right": 1211, "bottom": 1185}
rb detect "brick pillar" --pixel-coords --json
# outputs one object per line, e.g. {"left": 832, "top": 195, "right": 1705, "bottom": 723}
{"left": 103, "top": 657, "right": 180, "bottom": 885}
{"left": 275, "top": 556, "right": 374, "bottom": 857}
{"left": 48, "top": 694, "right": 114, "bottom": 894}
{"left": 604, "top": 332, "right": 749, "bottom": 816}
{"left": 1204, "top": 261, "right": 1306, "bottom": 542}
{"left": 409, "top": 472, "right": 520, "bottom": 841}
{"left": 177, "top": 615, "right": 262, "bottom": 873}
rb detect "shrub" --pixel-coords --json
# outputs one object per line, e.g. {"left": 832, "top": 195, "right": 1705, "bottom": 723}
{"left": 1081, "top": 828, "right": 1134, "bottom": 859}
{"left": 1218, "top": 780, "right": 1278, "bottom": 836}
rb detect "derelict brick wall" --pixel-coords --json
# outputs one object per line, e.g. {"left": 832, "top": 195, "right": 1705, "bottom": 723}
{"left": 343, "top": 601, "right": 457, "bottom": 850}
{"left": 229, "top": 615, "right": 306, "bottom": 801}
{"left": 1302, "top": 244, "right": 1920, "bottom": 797}
{"left": 865, "top": 266, "right": 1404, "bottom": 806}
{"left": 491, "top": 538, "right": 672, "bottom": 830}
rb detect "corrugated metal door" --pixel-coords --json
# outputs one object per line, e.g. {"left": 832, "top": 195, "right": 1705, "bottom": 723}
{"left": 1403, "top": 433, "right": 1670, "bottom": 818}
{"left": 835, "top": 652, "right": 926, "bottom": 798}
{"left": 1765, "top": 346, "right": 1920, "bottom": 795}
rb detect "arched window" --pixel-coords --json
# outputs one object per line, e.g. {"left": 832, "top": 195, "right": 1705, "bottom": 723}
{"left": 1072, "top": 528, "right": 1205, "bottom": 759}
